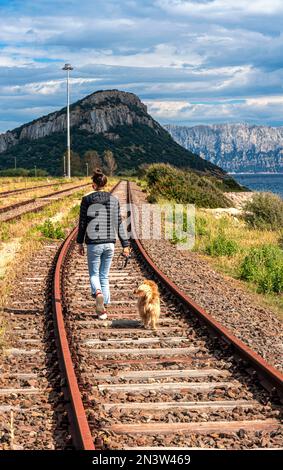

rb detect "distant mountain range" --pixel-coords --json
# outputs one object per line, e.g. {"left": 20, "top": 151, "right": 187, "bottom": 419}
{"left": 165, "top": 123, "right": 283, "bottom": 173}
{"left": 0, "top": 89, "right": 231, "bottom": 181}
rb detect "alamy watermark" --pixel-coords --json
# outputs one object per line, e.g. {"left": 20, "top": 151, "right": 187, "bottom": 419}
{"left": 86, "top": 199, "right": 196, "bottom": 250}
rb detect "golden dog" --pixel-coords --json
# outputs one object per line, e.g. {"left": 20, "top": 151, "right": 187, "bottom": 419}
{"left": 135, "top": 280, "right": 160, "bottom": 330}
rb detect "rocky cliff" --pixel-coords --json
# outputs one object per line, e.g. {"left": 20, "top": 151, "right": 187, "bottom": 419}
{"left": 165, "top": 123, "right": 283, "bottom": 173}
{"left": 0, "top": 90, "right": 233, "bottom": 182}
{"left": 0, "top": 90, "right": 156, "bottom": 152}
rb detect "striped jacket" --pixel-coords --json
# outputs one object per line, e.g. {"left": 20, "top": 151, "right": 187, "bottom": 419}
{"left": 76, "top": 191, "right": 129, "bottom": 247}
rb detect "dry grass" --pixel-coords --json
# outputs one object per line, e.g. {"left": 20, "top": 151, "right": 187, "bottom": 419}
{"left": 197, "top": 210, "right": 278, "bottom": 243}
{"left": 195, "top": 210, "right": 279, "bottom": 273}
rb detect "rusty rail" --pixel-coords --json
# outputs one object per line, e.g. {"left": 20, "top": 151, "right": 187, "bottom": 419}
{"left": 0, "top": 180, "right": 71, "bottom": 197}
{"left": 52, "top": 225, "right": 95, "bottom": 450}
{"left": 0, "top": 182, "right": 90, "bottom": 215}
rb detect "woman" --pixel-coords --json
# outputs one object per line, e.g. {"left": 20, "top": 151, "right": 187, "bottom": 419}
{"left": 77, "top": 169, "right": 130, "bottom": 320}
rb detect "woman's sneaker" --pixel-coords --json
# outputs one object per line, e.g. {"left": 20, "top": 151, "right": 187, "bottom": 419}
{"left": 96, "top": 292, "right": 107, "bottom": 319}
{"left": 98, "top": 311, "right": 108, "bottom": 320}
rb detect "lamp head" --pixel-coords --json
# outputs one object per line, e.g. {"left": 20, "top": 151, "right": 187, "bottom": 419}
{"left": 62, "top": 63, "right": 74, "bottom": 71}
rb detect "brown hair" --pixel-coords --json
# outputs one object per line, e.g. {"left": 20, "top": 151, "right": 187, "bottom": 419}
{"left": 92, "top": 168, "right": 107, "bottom": 188}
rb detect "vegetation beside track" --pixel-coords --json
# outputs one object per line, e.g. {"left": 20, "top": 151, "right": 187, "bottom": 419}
{"left": 140, "top": 163, "right": 235, "bottom": 208}
{"left": 137, "top": 170, "right": 283, "bottom": 318}
{"left": 193, "top": 210, "right": 283, "bottom": 314}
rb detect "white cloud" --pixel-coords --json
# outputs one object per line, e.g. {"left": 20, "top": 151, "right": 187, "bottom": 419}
{"left": 147, "top": 99, "right": 233, "bottom": 121}
{"left": 146, "top": 96, "right": 283, "bottom": 124}
{"left": 246, "top": 96, "right": 283, "bottom": 106}
{"left": 4, "top": 78, "right": 100, "bottom": 95}
{"left": 156, "top": 0, "right": 283, "bottom": 17}
{"left": 146, "top": 100, "right": 190, "bottom": 117}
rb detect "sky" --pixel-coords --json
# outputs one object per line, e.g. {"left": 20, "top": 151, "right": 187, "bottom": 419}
{"left": 0, "top": 0, "right": 283, "bottom": 133}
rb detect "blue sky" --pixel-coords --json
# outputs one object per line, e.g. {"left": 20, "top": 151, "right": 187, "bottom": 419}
{"left": 0, "top": 0, "right": 283, "bottom": 133}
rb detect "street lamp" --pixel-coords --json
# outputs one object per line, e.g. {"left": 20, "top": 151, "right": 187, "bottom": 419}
{"left": 62, "top": 63, "right": 74, "bottom": 179}
{"left": 63, "top": 154, "right": 66, "bottom": 177}
{"left": 86, "top": 162, "right": 89, "bottom": 177}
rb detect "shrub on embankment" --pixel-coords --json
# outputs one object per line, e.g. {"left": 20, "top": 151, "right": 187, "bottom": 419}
{"left": 244, "top": 192, "right": 283, "bottom": 230}
{"left": 240, "top": 245, "right": 283, "bottom": 294}
{"left": 205, "top": 231, "right": 239, "bottom": 257}
{"left": 36, "top": 219, "right": 65, "bottom": 240}
{"left": 144, "top": 164, "right": 233, "bottom": 208}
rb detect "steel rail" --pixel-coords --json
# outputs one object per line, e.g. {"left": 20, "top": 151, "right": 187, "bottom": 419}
{"left": 52, "top": 180, "right": 121, "bottom": 450}
{"left": 0, "top": 180, "right": 71, "bottom": 197}
{"left": 0, "top": 182, "right": 91, "bottom": 215}
{"left": 127, "top": 181, "right": 283, "bottom": 397}
{"left": 52, "top": 225, "right": 95, "bottom": 450}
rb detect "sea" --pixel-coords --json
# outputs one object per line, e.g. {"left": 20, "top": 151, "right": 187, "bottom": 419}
{"left": 232, "top": 174, "right": 283, "bottom": 199}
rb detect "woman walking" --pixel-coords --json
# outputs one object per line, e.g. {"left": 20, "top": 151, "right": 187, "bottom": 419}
{"left": 77, "top": 169, "right": 129, "bottom": 320}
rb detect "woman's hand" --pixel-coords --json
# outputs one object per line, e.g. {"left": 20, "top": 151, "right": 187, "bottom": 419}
{"left": 123, "top": 247, "right": 130, "bottom": 257}
{"left": 78, "top": 244, "right": 85, "bottom": 256}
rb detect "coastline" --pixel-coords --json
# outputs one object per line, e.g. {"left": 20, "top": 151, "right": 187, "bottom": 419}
{"left": 229, "top": 172, "right": 283, "bottom": 175}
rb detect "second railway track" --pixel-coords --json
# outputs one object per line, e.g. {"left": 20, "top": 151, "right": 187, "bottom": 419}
{"left": 0, "top": 180, "right": 71, "bottom": 198}
{"left": 52, "top": 180, "right": 282, "bottom": 450}
{"left": 0, "top": 182, "right": 91, "bottom": 223}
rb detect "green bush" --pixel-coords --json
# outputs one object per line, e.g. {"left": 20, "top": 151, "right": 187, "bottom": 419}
{"left": 240, "top": 245, "right": 283, "bottom": 293}
{"left": 244, "top": 192, "right": 283, "bottom": 230}
{"left": 147, "top": 191, "right": 158, "bottom": 203}
{"left": 145, "top": 163, "right": 233, "bottom": 209}
{"left": 169, "top": 208, "right": 195, "bottom": 245}
{"left": 0, "top": 168, "right": 49, "bottom": 177}
{"left": 37, "top": 219, "right": 65, "bottom": 239}
{"left": 196, "top": 216, "right": 209, "bottom": 237}
{"left": 205, "top": 232, "right": 239, "bottom": 257}
{"left": 0, "top": 168, "right": 29, "bottom": 177}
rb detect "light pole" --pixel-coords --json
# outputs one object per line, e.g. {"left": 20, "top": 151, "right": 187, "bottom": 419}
{"left": 34, "top": 165, "right": 37, "bottom": 177}
{"left": 86, "top": 162, "right": 89, "bottom": 177}
{"left": 62, "top": 63, "right": 73, "bottom": 179}
{"left": 63, "top": 154, "right": 66, "bottom": 177}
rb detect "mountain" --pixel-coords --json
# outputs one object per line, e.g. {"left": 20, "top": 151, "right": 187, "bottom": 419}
{"left": 0, "top": 90, "right": 233, "bottom": 181}
{"left": 165, "top": 123, "right": 283, "bottom": 173}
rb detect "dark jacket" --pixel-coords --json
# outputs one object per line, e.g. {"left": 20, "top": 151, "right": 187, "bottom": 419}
{"left": 76, "top": 191, "right": 129, "bottom": 247}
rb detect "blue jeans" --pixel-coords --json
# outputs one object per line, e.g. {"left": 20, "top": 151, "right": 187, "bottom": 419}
{"left": 87, "top": 243, "right": 115, "bottom": 304}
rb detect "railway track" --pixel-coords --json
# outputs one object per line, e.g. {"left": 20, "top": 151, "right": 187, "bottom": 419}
{"left": 51, "top": 180, "right": 282, "bottom": 450}
{"left": 0, "top": 180, "right": 71, "bottom": 198}
{"left": 0, "top": 182, "right": 91, "bottom": 223}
